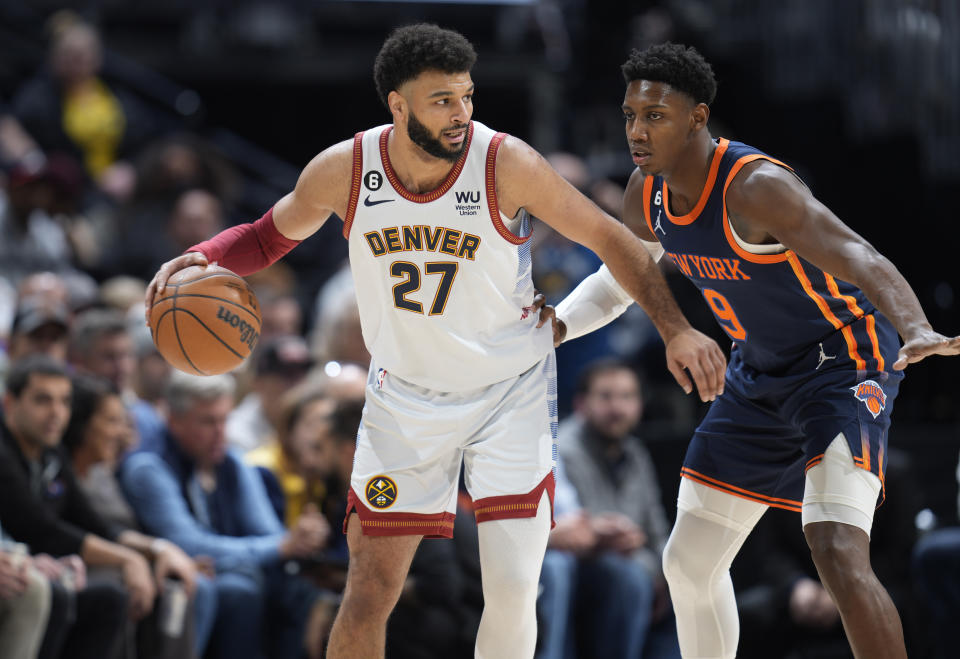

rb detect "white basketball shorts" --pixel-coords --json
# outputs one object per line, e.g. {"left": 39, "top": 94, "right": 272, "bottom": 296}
{"left": 345, "top": 352, "right": 558, "bottom": 537}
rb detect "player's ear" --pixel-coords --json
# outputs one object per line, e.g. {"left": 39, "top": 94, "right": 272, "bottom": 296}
{"left": 690, "top": 102, "right": 710, "bottom": 133}
{"left": 387, "top": 90, "right": 406, "bottom": 122}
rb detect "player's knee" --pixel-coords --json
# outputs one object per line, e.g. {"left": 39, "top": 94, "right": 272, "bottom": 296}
{"left": 482, "top": 560, "right": 540, "bottom": 605}
{"left": 805, "top": 522, "right": 872, "bottom": 590}
{"left": 662, "top": 532, "right": 701, "bottom": 588}
{"left": 487, "top": 563, "right": 540, "bottom": 595}
{"left": 341, "top": 562, "right": 406, "bottom": 621}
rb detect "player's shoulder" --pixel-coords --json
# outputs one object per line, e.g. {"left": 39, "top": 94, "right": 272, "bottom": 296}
{"left": 727, "top": 157, "right": 800, "bottom": 203}
{"left": 298, "top": 137, "right": 357, "bottom": 188}
{"left": 494, "top": 132, "right": 544, "bottom": 169}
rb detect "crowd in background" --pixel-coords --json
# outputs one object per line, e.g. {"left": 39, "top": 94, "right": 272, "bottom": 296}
{"left": 0, "top": 8, "right": 958, "bottom": 659}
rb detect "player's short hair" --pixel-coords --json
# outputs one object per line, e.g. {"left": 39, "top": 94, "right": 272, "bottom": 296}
{"left": 621, "top": 42, "right": 717, "bottom": 106}
{"left": 373, "top": 23, "right": 477, "bottom": 108}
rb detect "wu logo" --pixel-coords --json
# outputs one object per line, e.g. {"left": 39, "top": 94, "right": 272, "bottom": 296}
{"left": 455, "top": 190, "right": 481, "bottom": 204}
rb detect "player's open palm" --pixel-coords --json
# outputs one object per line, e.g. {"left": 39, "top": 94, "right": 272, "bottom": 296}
{"left": 665, "top": 328, "right": 726, "bottom": 402}
{"left": 893, "top": 330, "right": 960, "bottom": 370}
{"left": 144, "top": 251, "right": 210, "bottom": 324}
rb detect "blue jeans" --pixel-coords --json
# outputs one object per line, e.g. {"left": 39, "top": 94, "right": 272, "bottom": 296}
{"left": 191, "top": 574, "right": 217, "bottom": 656}
{"left": 913, "top": 527, "right": 960, "bottom": 659}
{"left": 208, "top": 564, "right": 319, "bottom": 659}
{"left": 538, "top": 550, "right": 678, "bottom": 659}
{"left": 537, "top": 551, "right": 576, "bottom": 659}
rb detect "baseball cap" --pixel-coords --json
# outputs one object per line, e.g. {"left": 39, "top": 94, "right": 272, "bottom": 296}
{"left": 11, "top": 297, "right": 70, "bottom": 336}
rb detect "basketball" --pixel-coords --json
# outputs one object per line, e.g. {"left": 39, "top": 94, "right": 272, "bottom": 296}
{"left": 149, "top": 265, "right": 262, "bottom": 375}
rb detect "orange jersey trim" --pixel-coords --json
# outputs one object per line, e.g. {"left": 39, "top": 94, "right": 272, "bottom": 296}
{"left": 823, "top": 273, "right": 865, "bottom": 319}
{"left": 805, "top": 454, "right": 825, "bottom": 471}
{"left": 642, "top": 175, "right": 655, "bottom": 235}
{"left": 486, "top": 132, "right": 529, "bottom": 245}
{"left": 865, "top": 313, "right": 885, "bottom": 371}
{"left": 342, "top": 131, "right": 365, "bottom": 239}
{"left": 680, "top": 467, "right": 802, "bottom": 512}
{"left": 721, "top": 154, "right": 791, "bottom": 264}
{"left": 663, "top": 139, "right": 729, "bottom": 225}
{"left": 786, "top": 252, "right": 843, "bottom": 329}
{"left": 787, "top": 252, "right": 866, "bottom": 370}
{"left": 841, "top": 326, "right": 867, "bottom": 371}
{"left": 379, "top": 122, "right": 473, "bottom": 203}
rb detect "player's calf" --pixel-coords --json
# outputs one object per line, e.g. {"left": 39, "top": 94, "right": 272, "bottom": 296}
{"left": 327, "top": 515, "right": 422, "bottom": 659}
{"left": 804, "top": 521, "right": 906, "bottom": 659}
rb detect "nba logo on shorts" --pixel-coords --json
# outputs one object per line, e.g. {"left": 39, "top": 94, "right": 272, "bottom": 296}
{"left": 377, "top": 368, "right": 387, "bottom": 389}
{"left": 851, "top": 379, "right": 887, "bottom": 419}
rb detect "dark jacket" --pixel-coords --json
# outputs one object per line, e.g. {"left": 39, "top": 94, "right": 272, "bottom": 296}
{"left": 0, "top": 421, "right": 120, "bottom": 555}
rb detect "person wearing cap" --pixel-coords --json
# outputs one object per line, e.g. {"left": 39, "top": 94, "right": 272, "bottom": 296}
{"left": 7, "top": 296, "right": 70, "bottom": 363}
{"left": 226, "top": 334, "right": 314, "bottom": 455}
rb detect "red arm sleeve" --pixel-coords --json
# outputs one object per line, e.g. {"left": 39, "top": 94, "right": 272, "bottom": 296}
{"left": 186, "top": 207, "right": 301, "bottom": 276}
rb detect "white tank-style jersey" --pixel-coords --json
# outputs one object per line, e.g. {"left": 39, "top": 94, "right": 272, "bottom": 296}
{"left": 343, "top": 121, "right": 553, "bottom": 392}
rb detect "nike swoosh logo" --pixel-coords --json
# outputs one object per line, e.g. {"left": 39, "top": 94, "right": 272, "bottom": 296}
{"left": 363, "top": 195, "right": 394, "bottom": 207}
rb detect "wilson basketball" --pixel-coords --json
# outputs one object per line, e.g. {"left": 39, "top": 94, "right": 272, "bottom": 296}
{"left": 149, "top": 265, "right": 261, "bottom": 375}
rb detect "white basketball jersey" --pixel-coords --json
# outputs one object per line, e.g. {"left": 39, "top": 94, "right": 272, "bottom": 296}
{"left": 343, "top": 121, "right": 553, "bottom": 391}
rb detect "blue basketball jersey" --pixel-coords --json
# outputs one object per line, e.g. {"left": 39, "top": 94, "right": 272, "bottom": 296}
{"left": 643, "top": 138, "right": 887, "bottom": 378}
{"left": 645, "top": 138, "right": 904, "bottom": 510}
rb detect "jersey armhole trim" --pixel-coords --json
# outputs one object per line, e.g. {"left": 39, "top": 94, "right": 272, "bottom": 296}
{"left": 342, "top": 131, "right": 365, "bottom": 240}
{"left": 642, "top": 175, "right": 654, "bottom": 235}
{"left": 486, "top": 132, "right": 530, "bottom": 245}
{"left": 721, "top": 154, "right": 791, "bottom": 263}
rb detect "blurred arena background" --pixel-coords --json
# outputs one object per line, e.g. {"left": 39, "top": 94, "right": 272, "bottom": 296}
{"left": 0, "top": 2, "right": 957, "bottom": 658}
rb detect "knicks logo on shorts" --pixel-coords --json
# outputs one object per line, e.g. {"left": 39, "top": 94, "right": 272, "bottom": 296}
{"left": 365, "top": 475, "right": 398, "bottom": 509}
{"left": 851, "top": 379, "right": 887, "bottom": 419}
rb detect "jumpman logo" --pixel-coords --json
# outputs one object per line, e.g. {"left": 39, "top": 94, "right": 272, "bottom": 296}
{"left": 654, "top": 209, "right": 665, "bottom": 235}
{"left": 815, "top": 342, "right": 836, "bottom": 370}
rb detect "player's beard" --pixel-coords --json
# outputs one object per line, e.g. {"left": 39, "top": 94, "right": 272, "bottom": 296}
{"left": 407, "top": 111, "right": 465, "bottom": 162}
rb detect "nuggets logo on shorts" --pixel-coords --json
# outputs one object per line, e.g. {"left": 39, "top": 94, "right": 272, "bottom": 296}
{"left": 851, "top": 379, "right": 887, "bottom": 419}
{"left": 365, "top": 475, "right": 398, "bottom": 509}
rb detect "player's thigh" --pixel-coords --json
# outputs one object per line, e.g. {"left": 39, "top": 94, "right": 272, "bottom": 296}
{"left": 344, "top": 512, "right": 422, "bottom": 596}
{"left": 350, "top": 364, "right": 463, "bottom": 518}
{"left": 463, "top": 353, "right": 556, "bottom": 504}
{"left": 802, "top": 434, "right": 881, "bottom": 537}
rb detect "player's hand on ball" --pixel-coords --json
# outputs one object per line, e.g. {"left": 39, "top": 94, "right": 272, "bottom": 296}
{"left": 144, "top": 251, "right": 210, "bottom": 325}
{"left": 893, "top": 330, "right": 960, "bottom": 370}
{"left": 665, "top": 328, "right": 726, "bottom": 402}
{"left": 532, "top": 293, "right": 567, "bottom": 347}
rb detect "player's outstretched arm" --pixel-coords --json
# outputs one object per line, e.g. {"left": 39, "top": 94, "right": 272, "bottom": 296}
{"left": 144, "top": 139, "right": 355, "bottom": 322}
{"left": 726, "top": 160, "right": 960, "bottom": 369}
{"left": 548, "top": 168, "right": 666, "bottom": 344}
{"left": 498, "top": 136, "right": 726, "bottom": 401}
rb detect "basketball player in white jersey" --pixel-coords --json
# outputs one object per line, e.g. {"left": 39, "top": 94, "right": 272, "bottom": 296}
{"left": 145, "top": 24, "right": 726, "bottom": 659}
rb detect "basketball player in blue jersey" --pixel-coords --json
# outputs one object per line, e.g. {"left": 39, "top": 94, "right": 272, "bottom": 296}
{"left": 143, "top": 26, "right": 727, "bottom": 659}
{"left": 545, "top": 43, "right": 960, "bottom": 659}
